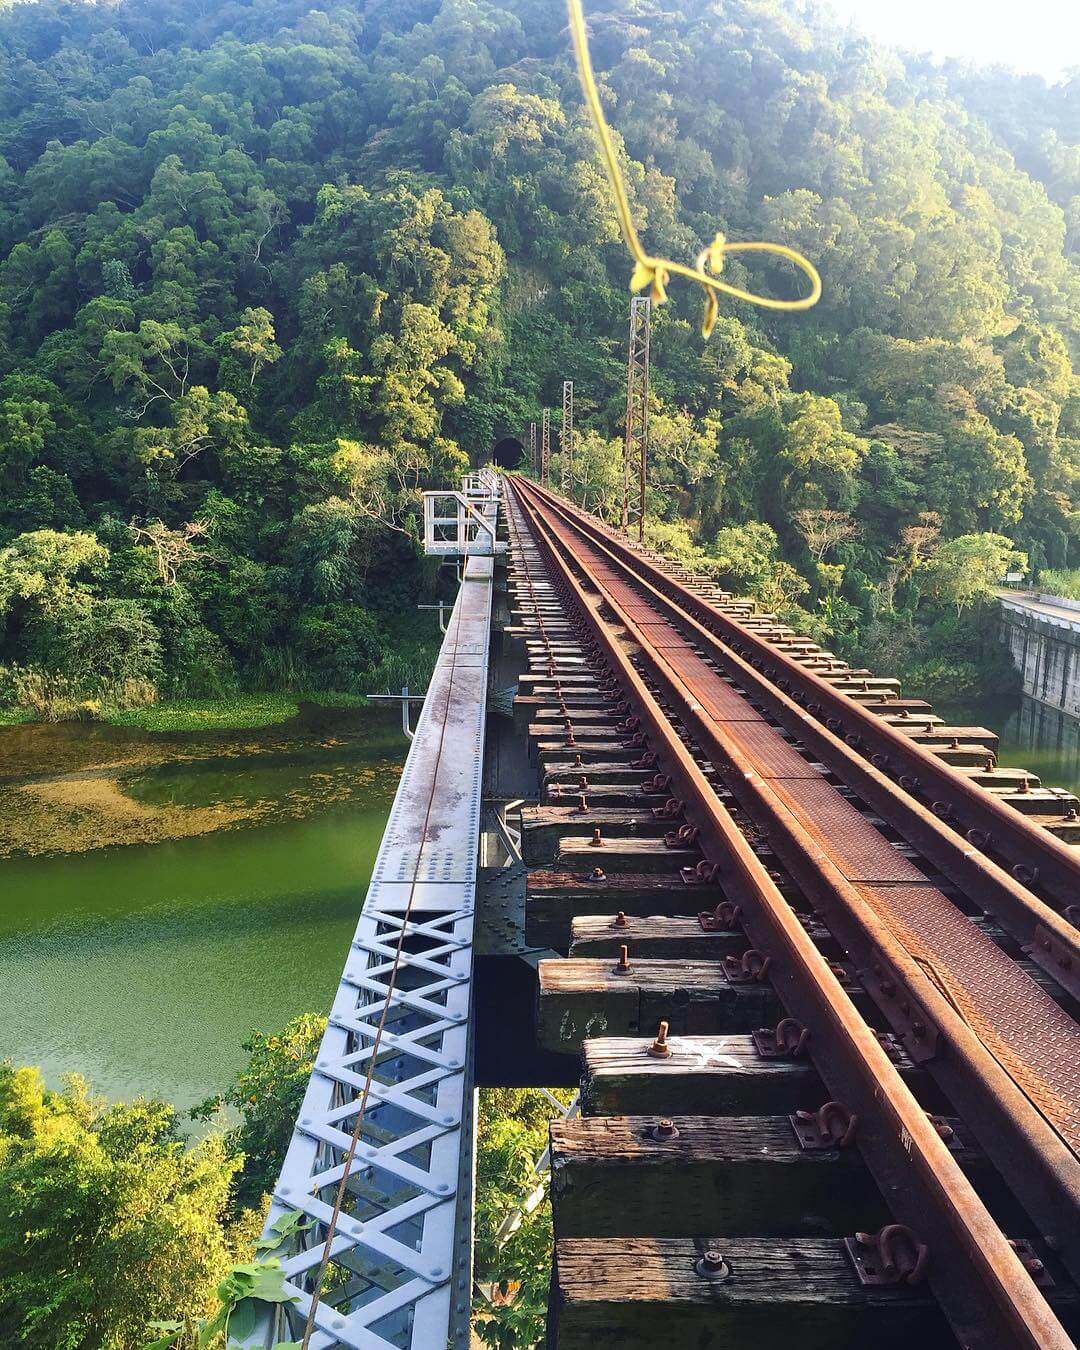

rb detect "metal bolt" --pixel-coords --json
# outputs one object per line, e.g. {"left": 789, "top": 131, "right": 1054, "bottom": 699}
{"left": 613, "top": 944, "right": 632, "bottom": 975}
{"left": 613, "top": 911, "right": 628, "bottom": 928}
{"left": 695, "top": 1249, "right": 731, "bottom": 1281}
{"left": 589, "top": 866, "right": 606, "bottom": 880}
{"left": 648, "top": 1021, "right": 671, "bottom": 1057}
{"left": 651, "top": 1118, "right": 679, "bottom": 1140}
{"left": 589, "top": 827, "right": 604, "bottom": 848}
{"left": 911, "top": 1020, "right": 926, "bottom": 1038}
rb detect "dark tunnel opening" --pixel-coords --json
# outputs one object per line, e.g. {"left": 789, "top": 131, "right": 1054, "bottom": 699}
{"left": 491, "top": 436, "right": 526, "bottom": 469}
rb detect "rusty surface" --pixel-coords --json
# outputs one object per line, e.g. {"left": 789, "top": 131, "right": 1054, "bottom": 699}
{"left": 509, "top": 476, "right": 1078, "bottom": 1348}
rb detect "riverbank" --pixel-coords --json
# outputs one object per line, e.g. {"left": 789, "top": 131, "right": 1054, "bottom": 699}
{"left": 99, "top": 690, "right": 370, "bottom": 732}
{"left": 0, "top": 701, "right": 406, "bottom": 859}
{"left": 0, "top": 704, "right": 407, "bottom": 1108}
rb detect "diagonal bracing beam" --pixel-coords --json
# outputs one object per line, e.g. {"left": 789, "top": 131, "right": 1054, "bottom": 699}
{"left": 246, "top": 477, "right": 498, "bottom": 1350}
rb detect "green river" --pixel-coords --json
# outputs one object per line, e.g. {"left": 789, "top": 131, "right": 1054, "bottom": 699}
{"left": 2, "top": 689, "right": 1077, "bottom": 1117}
{"left": 0, "top": 707, "right": 405, "bottom": 1113}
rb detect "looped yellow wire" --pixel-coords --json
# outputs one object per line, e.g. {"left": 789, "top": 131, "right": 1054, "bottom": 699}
{"left": 567, "top": 0, "right": 821, "bottom": 334}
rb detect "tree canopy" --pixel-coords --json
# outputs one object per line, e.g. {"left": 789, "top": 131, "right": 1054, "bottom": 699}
{"left": 0, "top": 0, "right": 1073, "bottom": 709}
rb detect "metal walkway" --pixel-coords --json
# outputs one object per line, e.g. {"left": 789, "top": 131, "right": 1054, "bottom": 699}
{"left": 249, "top": 474, "right": 500, "bottom": 1350}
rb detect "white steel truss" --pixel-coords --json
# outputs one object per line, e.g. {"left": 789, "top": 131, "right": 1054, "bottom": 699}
{"left": 248, "top": 474, "right": 498, "bottom": 1350}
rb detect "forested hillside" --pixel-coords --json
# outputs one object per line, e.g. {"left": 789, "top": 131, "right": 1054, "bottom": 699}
{"left": 0, "top": 0, "right": 1076, "bottom": 714}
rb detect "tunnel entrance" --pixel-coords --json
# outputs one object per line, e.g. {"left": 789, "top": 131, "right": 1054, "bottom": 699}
{"left": 491, "top": 436, "right": 526, "bottom": 469}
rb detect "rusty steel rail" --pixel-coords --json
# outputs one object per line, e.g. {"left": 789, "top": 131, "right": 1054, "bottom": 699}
{"left": 507, "top": 475, "right": 1078, "bottom": 1350}
{"left": 514, "top": 480, "right": 1080, "bottom": 1013}
{"left": 527, "top": 483, "right": 1080, "bottom": 937}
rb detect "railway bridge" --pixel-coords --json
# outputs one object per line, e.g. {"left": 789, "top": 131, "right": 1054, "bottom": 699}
{"left": 248, "top": 470, "right": 1080, "bottom": 1350}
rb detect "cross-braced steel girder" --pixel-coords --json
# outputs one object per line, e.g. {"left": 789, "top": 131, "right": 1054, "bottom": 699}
{"left": 621, "top": 296, "right": 651, "bottom": 541}
{"left": 560, "top": 381, "right": 574, "bottom": 496}
{"left": 247, "top": 476, "right": 498, "bottom": 1350}
{"left": 540, "top": 408, "right": 551, "bottom": 485}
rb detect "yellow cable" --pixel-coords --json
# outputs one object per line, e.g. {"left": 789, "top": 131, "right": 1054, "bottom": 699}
{"left": 567, "top": 0, "right": 821, "bottom": 333}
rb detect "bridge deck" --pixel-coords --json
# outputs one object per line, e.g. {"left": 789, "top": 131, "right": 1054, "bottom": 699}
{"left": 252, "top": 546, "right": 495, "bottom": 1350}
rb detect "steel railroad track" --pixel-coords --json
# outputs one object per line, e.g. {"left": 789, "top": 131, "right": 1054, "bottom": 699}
{"left": 502, "top": 475, "right": 1080, "bottom": 1350}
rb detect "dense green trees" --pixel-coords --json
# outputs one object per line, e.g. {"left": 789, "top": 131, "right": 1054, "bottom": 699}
{"left": 0, "top": 0, "right": 1074, "bottom": 710}
{"left": 0, "top": 1066, "right": 254, "bottom": 1349}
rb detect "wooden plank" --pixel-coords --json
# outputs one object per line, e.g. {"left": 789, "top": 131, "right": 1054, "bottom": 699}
{"left": 579, "top": 1035, "right": 943, "bottom": 1117}
{"left": 526, "top": 871, "right": 720, "bottom": 948}
{"left": 529, "top": 722, "right": 624, "bottom": 741}
{"left": 543, "top": 762, "right": 654, "bottom": 784}
{"left": 987, "top": 786, "right": 1078, "bottom": 814}
{"left": 536, "top": 741, "right": 639, "bottom": 765}
{"left": 1043, "top": 819, "right": 1080, "bottom": 842}
{"left": 533, "top": 706, "right": 620, "bottom": 723}
{"left": 550, "top": 1237, "right": 947, "bottom": 1349}
{"left": 558, "top": 836, "right": 697, "bottom": 873}
{"left": 551, "top": 1114, "right": 897, "bottom": 1238}
{"left": 900, "top": 724, "right": 1000, "bottom": 751}
{"left": 545, "top": 783, "right": 650, "bottom": 807}
{"left": 538, "top": 959, "right": 777, "bottom": 1053}
{"left": 514, "top": 694, "right": 611, "bottom": 735}
{"left": 929, "top": 742, "right": 1005, "bottom": 766}
{"left": 570, "top": 913, "right": 837, "bottom": 960}
{"left": 520, "top": 806, "right": 670, "bottom": 864}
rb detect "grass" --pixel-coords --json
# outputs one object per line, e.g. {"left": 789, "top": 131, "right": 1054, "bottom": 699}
{"left": 100, "top": 692, "right": 369, "bottom": 733}
{"left": 0, "top": 707, "right": 35, "bottom": 725}
{"left": 1038, "top": 568, "right": 1080, "bottom": 601}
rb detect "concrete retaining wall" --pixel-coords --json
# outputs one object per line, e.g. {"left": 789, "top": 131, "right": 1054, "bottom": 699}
{"left": 999, "top": 601, "right": 1080, "bottom": 719}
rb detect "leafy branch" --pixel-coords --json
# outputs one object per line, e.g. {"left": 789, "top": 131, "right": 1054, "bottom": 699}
{"left": 144, "top": 1211, "right": 311, "bottom": 1350}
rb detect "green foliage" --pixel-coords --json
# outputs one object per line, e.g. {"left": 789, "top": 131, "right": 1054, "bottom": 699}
{"left": 925, "top": 534, "right": 1028, "bottom": 616}
{"left": 1036, "top": 568, "right": 1080, "bottom": 600}
{"left": 0, "top": 1066, "right": 252, "bottom": 1350}
{"left": 192, "top": 1014, "right": 328, "bottom": 1211}
{"left": 100, "top": 692, "right": 366, "bottom": 732}
{"left": 0, "top": 0, "right": 1073, "bottom": 711}
{"left": 473, "top": 1089, "right": 573, "bottom": 1349}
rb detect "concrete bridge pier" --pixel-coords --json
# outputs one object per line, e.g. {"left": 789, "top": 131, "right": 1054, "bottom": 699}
{"left": 999, "top": 590, "right": 1080, "bottom": 718}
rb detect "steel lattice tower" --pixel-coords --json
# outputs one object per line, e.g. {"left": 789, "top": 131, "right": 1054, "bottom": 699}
{"left": 541, "top": 408, "right": 551, "bottom": 485}
{"left": 561, "top": 380, "right": 575, "bottom": 496}
{"left": 621, "top": 296, "right": 651, "bottom": 540}
{"left": 529, "top": 421, "right": 538, "bottom": 477}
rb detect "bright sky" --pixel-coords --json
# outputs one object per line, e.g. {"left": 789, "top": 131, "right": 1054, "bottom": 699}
{"left": 823, "top": 0, "right": 1079, "bottom": 81}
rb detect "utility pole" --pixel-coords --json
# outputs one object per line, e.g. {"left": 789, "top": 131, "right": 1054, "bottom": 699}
{"left": 529, "top": 421, "right": 537, "bottom": 477}
{"left": 561, "top": 380, "right": 575, "bottom": 497}
{"left": 541, "top": 408, "right": 551, "bottom": 485}
{"left": 621, "top": 296, "right": 651, "bottom": 541}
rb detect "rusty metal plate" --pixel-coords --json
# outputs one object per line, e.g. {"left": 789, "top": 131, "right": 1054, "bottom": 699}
{"left": 663, "top": 648, "right": 766, "bottom": 722}
{"left": 856, "top": 884, "right": 1080, "bottom": 1154}
{"left": 721, "top": 720, "right": 823, "bottom": 778}
{"left": 634, "top": 622, "right": 695, "bottom": 650}
{"left": 767, "top": 777, "right": 927, "bottom": 884}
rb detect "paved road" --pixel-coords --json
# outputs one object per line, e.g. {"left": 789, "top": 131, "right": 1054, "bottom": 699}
{"left": 997, "top": 589, "right": 1080, "bottom": 628}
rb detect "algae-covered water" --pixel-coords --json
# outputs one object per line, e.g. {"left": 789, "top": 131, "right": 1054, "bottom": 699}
{"left": 0, "top": 707, "right": 404, "bottom": 1111}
